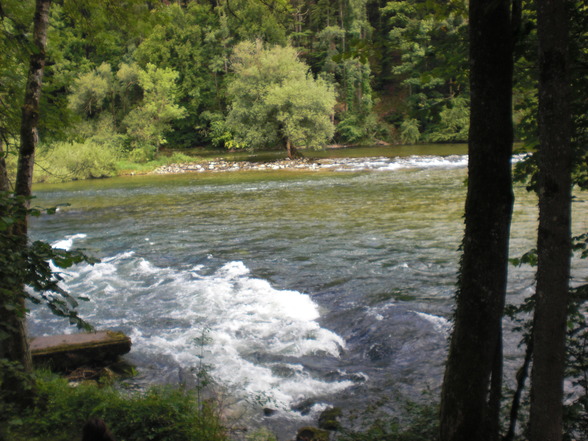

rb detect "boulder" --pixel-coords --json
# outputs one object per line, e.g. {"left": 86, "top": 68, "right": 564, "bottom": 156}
{"left": 30, "top": 330, "right": 131, "bottom": 371}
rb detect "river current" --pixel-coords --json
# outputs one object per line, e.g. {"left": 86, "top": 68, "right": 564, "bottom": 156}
{"left": 28, "top": 147, "right": 588, "bottom": 436}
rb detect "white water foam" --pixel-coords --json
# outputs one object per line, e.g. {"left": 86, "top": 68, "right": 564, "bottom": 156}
{"left": 52, "top": 233, "right": 88, "bottom": 251}
{"left": 413, "top": 311, "right": 451, "bottom": 337}
{"left": 30, "top": 236, "right": 352, "bottom": 413}
{"left": 318, "top": 155, "right": 469, "bottom": 172}
{"left": 317, "top": 153, "right": 526, "bottom": 172}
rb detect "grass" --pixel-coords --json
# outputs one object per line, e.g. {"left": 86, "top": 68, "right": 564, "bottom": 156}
{"left": 116, "top": 151, "right": 203, "bottom": 175}
{"left": 3, "top": 371, "right": 228, "bottom": 441}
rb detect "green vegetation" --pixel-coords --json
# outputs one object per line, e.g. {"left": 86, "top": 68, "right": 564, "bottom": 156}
{"left": 4, "top": 371, "right": 227, "bottom": 441}
{"left": 1, "top": 0, "right": 574, "bottom": 182}
{"left": 226, "top": 41, "right": 336, "bottom": 158}
{"left": 341, "top": 401, "right": 439, "bottom": 441}
{"left": 1, "top": 0, "right": 586, "bottom": 440}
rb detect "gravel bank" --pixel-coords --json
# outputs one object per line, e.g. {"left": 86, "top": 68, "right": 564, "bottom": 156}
{"left": 151, "top": 158, "right": 329, "bottom": 174}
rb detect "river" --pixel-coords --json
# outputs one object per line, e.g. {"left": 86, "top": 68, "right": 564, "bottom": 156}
{"left": 27, "top": 145, "right": 588, "bottom": 437}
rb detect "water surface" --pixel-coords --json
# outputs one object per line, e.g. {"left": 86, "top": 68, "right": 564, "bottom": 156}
{"left": 28, "top": 147, "right": 588, "bottom": 434}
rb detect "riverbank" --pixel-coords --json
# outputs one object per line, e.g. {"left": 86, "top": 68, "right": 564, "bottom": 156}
{"left": 149, "top": 153, "right": 473, "bottom": 176}
{"left": 148, "top": 144, "right": 470, "bottom": 176}
{"left": 150, "top": 157, "right": 324, "bottom": 174}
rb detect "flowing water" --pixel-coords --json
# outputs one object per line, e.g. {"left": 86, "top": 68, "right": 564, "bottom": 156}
{"left": 28, "top": 145, "right": 588, "bottom": 436}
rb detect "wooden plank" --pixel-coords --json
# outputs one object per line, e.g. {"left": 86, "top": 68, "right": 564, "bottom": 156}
{"left": 30, "top": 330, "right": 132, "bottom": 371}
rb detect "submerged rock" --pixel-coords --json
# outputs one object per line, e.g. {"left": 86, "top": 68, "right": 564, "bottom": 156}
{"left": 263, "top": 407, "right": 278, "bottom": 417}
{"left": 30, "top": 330, "right": 132, "bottom": 371}
{"left": 291, "top": 398, "right": 316, "bottom": 415}
{"left": 318, "top": 407, "right": 342, "bottom": 431}
{"left": 295, "top": 426, "right": 330, "bottom": 441}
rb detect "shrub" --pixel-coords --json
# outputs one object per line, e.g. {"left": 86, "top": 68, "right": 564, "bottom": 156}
{"left": 7, "top": 371, "right": 228, "bottom": 441}
{"left": 36, "top": 140, "right": 120, "bottom": 183}
{"left": 399, "top": 118, "right": 421, "bottom": 145}
{"left": 339, "top": 401, "right": 438, "bottom": 441}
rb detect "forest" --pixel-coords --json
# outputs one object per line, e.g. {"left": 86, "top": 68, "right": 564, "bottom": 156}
{"left": 1, "top": 0, "right": 587, "bottom": 441}
{"left": 0, "top": 0, "right": 584, "bottom": 179}
{"left": 0, "top": 0, "right": 547, "bottom": 181}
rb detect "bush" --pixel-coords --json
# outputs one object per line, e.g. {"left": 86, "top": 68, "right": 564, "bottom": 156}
{"left": 128, "top": 144, "right": 157, "bottom": 163}
{"left": 36, "top": 140, "right": 120, "bottom": 183}
{"left": 336, "top": 113, "right": 387, "bottom": 144}
{"left": 339, "top": 402, "right": 438, "bottom": 441}
{"left": 399, "top": 118, "right": 421, "bottom": 145}
{"left": 6, "top": 371, "right": 227, "bottom": 441}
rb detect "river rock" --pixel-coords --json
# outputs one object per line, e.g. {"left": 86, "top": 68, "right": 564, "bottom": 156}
{"left": 295, "top": 427, "right": 330, "bottom": 441}
{"left": 30, "top": 330, "right": 132, "bottom": 371}
{"left": 317, "top": 407, "right": 342, "bottom": 431}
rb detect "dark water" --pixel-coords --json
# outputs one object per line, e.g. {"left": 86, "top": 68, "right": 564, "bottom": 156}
{"left": 27, "top": 147, "right": 588, "bottom": 437}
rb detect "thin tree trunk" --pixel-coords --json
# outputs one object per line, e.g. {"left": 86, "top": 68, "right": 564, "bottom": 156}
{"left": 528, "top": 0, "right": 572, "bottom": 438}
{"left": 15, "top": 0, "right": 51, "bottom": 204}
{"left": 0, "top": 139, "right": 9, "bottom": 191}
{"left": 0, "top": 0, "right": 52, "bottom": 406}
{"left": 504, "top": 337, "right": 533, "bottom": 441}
{"left": 439, "top": 0, "right": 514, "bottom": 439}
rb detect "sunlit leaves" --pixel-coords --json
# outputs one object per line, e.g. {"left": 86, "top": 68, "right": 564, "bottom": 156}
{"left": 226, "top": 41, "right": 335, "bottom": 151}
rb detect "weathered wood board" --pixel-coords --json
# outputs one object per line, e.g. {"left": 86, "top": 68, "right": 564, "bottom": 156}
{"left": 30, "top": 330, "right": 132, "bottom": 370}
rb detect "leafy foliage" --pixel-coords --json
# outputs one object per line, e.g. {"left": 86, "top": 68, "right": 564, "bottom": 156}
{"left": 0, "top": 192, "right": 96, "bottom": 331}
{"left": 123, "top": 63, "right": 187, "bottom": 155}
{"left": 67, "top": 62, "right": 186, "bottom": 161}
{"left": 226, "top": 41, "right": 335, "bottom": 152}
{"left": 339, "top": 401, "right": 439, "bottom": 441}
{"left": 381, "top": 0, "right": 469, "bottom": 142}
{"left": 505, "top": 232, "right": 588, "bottom": 439}
{"left": 5, "top": 371, "right": 228, "bottom": 441}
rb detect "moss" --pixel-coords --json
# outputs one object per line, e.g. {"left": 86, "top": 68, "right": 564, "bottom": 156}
{"left": 296, "top": 426, "right": 330, "bottom": 441}
{"left": 318, "top": 407, "right": 343, "bottom": 431}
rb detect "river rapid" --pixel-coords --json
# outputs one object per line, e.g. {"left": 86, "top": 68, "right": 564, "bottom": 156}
{"left": 28, "top": 145, "right": 588, "bottom": 437}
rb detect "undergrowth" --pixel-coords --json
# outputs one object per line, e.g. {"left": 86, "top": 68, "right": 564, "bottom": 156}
{"left": 3, "top": 371, "right": 227, "bottom": 441}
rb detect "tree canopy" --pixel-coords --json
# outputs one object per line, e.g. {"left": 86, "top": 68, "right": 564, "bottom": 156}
{"left": 226, "top": 41, "right": 336, "bottom": 157}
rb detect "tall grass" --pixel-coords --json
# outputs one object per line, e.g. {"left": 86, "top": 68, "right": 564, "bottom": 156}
{"left": 5, "top": 371, "right": 228, "bottom": 441}
{"left": 35, "top": 140, "right": 121, "bottom": 183}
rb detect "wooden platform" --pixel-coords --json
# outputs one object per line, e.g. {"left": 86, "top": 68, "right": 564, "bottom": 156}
{"left": 31, "top": 330, "right": 132, "bottom": 371}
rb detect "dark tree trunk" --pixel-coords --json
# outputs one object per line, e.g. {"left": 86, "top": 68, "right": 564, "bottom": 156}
{"left": 0, "top": 140, "right": 9, "bottom": 191}
{"left": 528, "top": 0, "right": 572, "bottom": 438}
{"left": 285, "top": 138, "right": 303, "bottom": 159}
{"left": 0, "top": 0, "right": 51, "bottom": 406}
{"left": 439, "top": 0, "right": 514, "bottom": 439}
{"left": 16, "top": 0, "right": 51, "bottom": 204}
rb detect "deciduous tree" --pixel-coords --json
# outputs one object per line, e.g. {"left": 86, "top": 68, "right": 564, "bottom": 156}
{"left": 1, "top": 0, "right": 51, "bottom": 409}
{"left": 226, "top": 41, "right": 335, "bottom": 158}
{"left": 439, "top": 0, "right": 514, "bottom": 439}
{"left": 528, "top": 0, "right": 572, "bottom": 439}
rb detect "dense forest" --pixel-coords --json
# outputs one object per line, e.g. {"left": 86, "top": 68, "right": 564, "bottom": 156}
{"left": 0, "top": 0, "right": 546, "bottom": 177}
{"left": 0, "top": 0, "right": 584, "bottom": 178}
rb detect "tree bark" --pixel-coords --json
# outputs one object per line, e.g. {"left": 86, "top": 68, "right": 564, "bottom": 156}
{"left": 439, "top": 0, "right": 514, "bottom": 439}
{"left": 0, "top": 0, "right": 52, "bottom": 407}
{"left": 0, "top": 139, "right": 9, "bottom": 191}
{"left": 528, "top": 0, "right": 572, "bottom": 439}
{"left": 16, "top": 0, "right": 51, "bottom": 204}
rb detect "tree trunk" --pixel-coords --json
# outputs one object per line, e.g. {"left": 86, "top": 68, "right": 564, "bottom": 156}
{"left": 528, "top": 0, "right": 572, "bottom": 438}
{"left": 16, "top": 0, "right": 51, "bottom": 204}
{"left": 439, "top": 0, "right": 514, "bottom": 439}
{"left": 0, "top": 0, "right": 52, "bottom": 407}
{"left": 0, "top": 139, "right": 9, "bottom": 191}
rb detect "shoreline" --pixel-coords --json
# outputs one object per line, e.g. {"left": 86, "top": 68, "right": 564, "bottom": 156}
{"left": 150, "top": 157, "right": 338, "bottom": 175}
